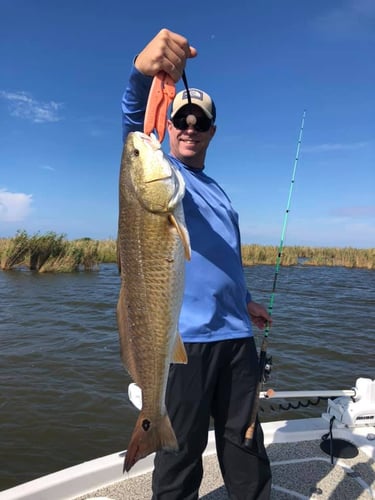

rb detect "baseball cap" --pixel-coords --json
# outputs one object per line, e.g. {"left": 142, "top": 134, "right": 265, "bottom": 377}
{"left": 170, "top": 88, "right": 216, "bottom": 122}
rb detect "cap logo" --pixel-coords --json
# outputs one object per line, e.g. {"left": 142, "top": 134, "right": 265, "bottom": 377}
{"left": 182, "top": 89, "right": 204, "bottom": 101}
{"left": 171, "top": 88, "right": 215, "bottom": 122}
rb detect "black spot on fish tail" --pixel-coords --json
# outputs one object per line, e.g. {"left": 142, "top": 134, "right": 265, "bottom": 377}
{"left": 142, "top": 419, "right": 151, "bottom": 431}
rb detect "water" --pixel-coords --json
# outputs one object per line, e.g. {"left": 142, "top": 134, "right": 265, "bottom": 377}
{"left": 0, "top": 264, "right": 374, "bottom": 490}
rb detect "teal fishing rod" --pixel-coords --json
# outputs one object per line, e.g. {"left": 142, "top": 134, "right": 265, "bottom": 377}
{"left": 244, "top": 109, "right": 307, "bottom": 447}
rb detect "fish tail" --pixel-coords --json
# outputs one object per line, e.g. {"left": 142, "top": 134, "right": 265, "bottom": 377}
{"left": 123, "top": 413, "right": 178, "bottom": 472}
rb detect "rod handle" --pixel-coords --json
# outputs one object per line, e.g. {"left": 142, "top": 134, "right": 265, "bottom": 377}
{"left": 243, "top": 379, "right": 262, "bottom": 448}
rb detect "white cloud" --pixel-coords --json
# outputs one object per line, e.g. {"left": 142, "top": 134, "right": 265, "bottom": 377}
{"left": 0, "top": 90, "right": 63, "bottom": 123}
{"left": 330, "top": 206, "right": 375, "bottom": 218}
{"left": 302, "top": 142, "right": 370, "bottom": 153}
{"left": 0, "top": 189, "right": 33, "bottom": 222}
{"left": 313, "top": 0, "right": 375, "bottom": 40}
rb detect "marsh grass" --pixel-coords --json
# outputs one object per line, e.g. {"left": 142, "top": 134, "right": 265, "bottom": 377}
{"left": 1, "top": 232, "right": 103, "bottom": 272}
{"left": 97, "top": 239, "right": 117, "bottom": 264}
{"left": 241, "top": 245, "right": 375, "bottom": 269}
{"left": 1, "top": 230, "right": 30, "bottom": 270}
{"left": 29, "top": 232, "right": 66, "bottom": 271}
{"left": 0, "top": 233, "right": 373, "bottom": 272}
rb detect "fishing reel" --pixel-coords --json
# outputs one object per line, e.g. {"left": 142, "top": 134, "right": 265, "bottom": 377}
{"left": 263, "top": 355, "right": 273, "bottom": 382}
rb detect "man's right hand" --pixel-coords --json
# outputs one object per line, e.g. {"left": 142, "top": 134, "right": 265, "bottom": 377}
{"left": 134, "top": 28, "right": 197, "bottom": 82}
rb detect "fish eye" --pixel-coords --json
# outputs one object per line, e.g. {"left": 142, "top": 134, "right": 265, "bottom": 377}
{"left": 134, "top": 148, "right": 140, "bottom": 157}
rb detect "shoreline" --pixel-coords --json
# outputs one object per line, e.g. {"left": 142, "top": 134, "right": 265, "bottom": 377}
{"left": 1, "top": 233, "right": 374, "bottom": 271}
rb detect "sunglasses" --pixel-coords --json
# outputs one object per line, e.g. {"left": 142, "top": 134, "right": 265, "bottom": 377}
{"left": 172, "top": 114, "right": 213, "bottom": 132}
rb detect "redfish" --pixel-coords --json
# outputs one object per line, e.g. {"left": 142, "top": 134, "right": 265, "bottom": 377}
{"left": 117, "top": 131, "right": 190, "bottom": 472}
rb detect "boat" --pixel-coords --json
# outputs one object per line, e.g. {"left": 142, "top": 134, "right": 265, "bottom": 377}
{"left": 0, "top": 378, "right": 374, "bottom": 499}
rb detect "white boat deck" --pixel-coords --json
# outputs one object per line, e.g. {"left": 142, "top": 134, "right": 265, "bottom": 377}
{"left": 74, "top": 443, "right": 375, "bottom": 499}
{"left": 73, "top": 420, "right": 375, "bottom": 500}
{"left": 2, "top": 418, "right": 373, "bottom": 500}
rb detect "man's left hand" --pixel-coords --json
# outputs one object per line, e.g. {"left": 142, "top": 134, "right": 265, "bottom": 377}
{"left": 247, "top": 301, "right": 272, "bottom": 330}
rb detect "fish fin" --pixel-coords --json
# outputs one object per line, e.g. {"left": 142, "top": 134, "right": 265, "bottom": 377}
{"left": 124, "top": 413, "right": 178, "bottom": 473}
{"left": 168, "top": 214, "right": 191, "bottom": 261}
{"left": 172, "top": 333, "right": 188, "bottom": 364}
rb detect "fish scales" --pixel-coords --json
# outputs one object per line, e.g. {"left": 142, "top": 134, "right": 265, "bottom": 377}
{"left": 118, "top": 207, "right": 184, "bottom": 395}
{"left": 117, "top": 131, "right": 190, "bottom": 472}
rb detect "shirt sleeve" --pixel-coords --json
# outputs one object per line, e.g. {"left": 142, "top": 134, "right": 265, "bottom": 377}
{"left": 246, "top": 290, "right": 252, "bottom": 304}
{"left": 121, "top": 64, "right": 153, "bottom": 141}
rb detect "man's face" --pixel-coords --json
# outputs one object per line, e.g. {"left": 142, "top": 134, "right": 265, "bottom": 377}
{"left": 167, "top": 105, "right": 216, "bottom": 170}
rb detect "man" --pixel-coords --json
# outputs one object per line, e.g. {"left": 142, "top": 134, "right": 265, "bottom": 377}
{"left": 122, "top": 28, "right": 272, "bottom": 500}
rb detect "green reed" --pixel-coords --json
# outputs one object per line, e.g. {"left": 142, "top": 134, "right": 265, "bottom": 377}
{"left": 241, "top": 245, "right": 375, "bottom": 270}
{"left": 1, "top": 232, "right": 102, "bottom": 272}
{"left": 0, "top": 233, "right": 373, "bottom": 272}
{"left": 0, "top": 230, "right": 30, "bottom": 270}
{"left": 97, "top": 238, "right": 117, "bottom": 264}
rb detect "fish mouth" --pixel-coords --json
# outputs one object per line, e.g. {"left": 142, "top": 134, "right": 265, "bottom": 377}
{"left": 138, "top": 132, "right": 163, "bottom": 152}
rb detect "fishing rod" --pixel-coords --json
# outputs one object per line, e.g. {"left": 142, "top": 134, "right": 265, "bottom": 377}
{"left": 244, "top": 109, "right": 307, "bottom": 447}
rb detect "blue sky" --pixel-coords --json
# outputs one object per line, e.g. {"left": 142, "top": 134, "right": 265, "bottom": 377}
{"left": 1, "top": 0, "right": 374, "bottom": 248}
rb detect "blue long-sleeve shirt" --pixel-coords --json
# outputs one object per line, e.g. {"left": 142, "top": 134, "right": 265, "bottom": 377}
{"left": 121, "top": 66, "right": 253, "bottom": 342}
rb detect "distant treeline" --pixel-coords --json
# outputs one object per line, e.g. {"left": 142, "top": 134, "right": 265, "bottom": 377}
{"left": 1, "top": 231, "right": 374, "bottom": 272}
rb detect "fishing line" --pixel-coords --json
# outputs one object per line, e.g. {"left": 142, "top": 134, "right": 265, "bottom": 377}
{"left": 181, "top": 70, "right": 192, "bottom": 105}
{"left": 244, "top": 109, "right": 307, "bottom": 447}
